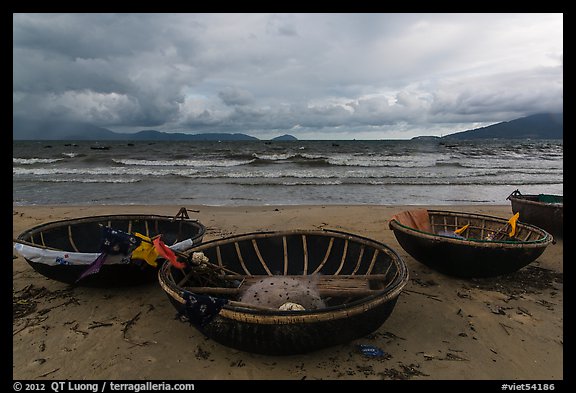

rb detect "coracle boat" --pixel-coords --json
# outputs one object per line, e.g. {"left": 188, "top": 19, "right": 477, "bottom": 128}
{"left": 388, "top": 209, "right": 553, "bottom": 278}
{"left": 14, "top": 210, "right": 206, "bottom": 287}
{"left": 507, "top": 189, "right": 563, "bottom": 238}
{"left": 158, "top": 229, "right": 409, "bottom": 355}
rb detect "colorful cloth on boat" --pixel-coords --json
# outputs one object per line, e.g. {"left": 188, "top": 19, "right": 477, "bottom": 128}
{"left": 454, "top": 223, "right": 470, "bottom": 235}
{"left": 508, "top": 212, "right": 520, "bottom": 237}
{"left": 12, "top": 242, "right": 184, "bottom": 267}
{"left": 13, "top": 243, "right": 102, "bottom": 266}
{"left": 180, "top": 291, "right": 229, "bottom": 328}
{"left": 76, "top": 227, "right": 142, "bottom": 283}
{"left": 76, "top": 252, "right": 109, "bottom": 283}
{"left": 100, "top": 227, "right": 141, "bottom": 255}
{"left": 131, "top": 233, "right": 160, "bottom": 267}
{"left": 153, "top": 237, "right": 185, "bottom": 268}
{"left": 391, "top": 209, "right": 432, "bottom": 232}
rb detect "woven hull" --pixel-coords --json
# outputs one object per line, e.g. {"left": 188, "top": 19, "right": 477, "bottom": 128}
{"left": 508, "top": 193, "right": 563, "bottom": 238}
{"left": 389, "top": 210, "right": 553, "bottom": 278}
{"left": 159, "top": 229, "right": 409, "bottom": 355}
{"left": 15, "top": 214, "right": 206, "bottom": 287}
{"left": 166, "top": 293, "right": 399, "bottom": 355}
{"left": 25, "top": 261, "right": 159, "bottom": 287}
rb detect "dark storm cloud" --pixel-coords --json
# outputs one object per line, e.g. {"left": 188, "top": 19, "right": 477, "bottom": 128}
{"left": 218, "top": 87, "right": 255, "bottom": 106}
{"left": 13, "top": 13, "right": 563, "bottom": 139}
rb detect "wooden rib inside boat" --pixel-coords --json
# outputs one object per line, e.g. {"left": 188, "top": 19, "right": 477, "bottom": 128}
{"left": 158, "top": 229, "right": 409, "bottom": 355}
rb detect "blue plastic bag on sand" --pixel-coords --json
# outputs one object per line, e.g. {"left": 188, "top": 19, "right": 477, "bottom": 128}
{"left": 357, "top": 344, "right": 386, "bottom": 358}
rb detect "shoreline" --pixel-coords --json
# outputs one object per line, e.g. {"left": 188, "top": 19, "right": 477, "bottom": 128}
{"left": 13, "top": 204, "right": 563, "bottom": 380}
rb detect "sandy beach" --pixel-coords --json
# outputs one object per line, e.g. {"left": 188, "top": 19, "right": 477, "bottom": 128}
{"left": 12, "top": 204, "right": 563, "bottom": 381}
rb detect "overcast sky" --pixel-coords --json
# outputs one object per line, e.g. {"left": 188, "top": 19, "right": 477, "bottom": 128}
{"left": 13, "top": 13, "right": 563, "bottom": 140}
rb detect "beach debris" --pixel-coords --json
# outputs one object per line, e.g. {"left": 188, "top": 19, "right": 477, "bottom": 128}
{"left": 381, "top": 331, "right": 406, "bottom": 341}
{"left": 36, "top": 368, "right": 60, "bottom": 378}
{"left": 379, "top": 363, "right": 428, "bottom": 380}
{"left": 488, "top": 304, "right": 507, "bottom": 315}
{"left": 13, "top": 284, "right": 79, "bottom": 336}
{"left": 70, "top": 323, "right": 89, "bottom": 337}
{"left": 121, "top": 312, "right": 155, "bottom": 346}
{"left": 37, "top": 297, "right": 80, "bottom": 316}
{"left": 356, "top": 364, "right": 375, "bottom": 376}
{"left": 517, "top": 306, "right": 532, "bottom": 316}
{"left": 357, "top": 344, "right": 388, "bottom": 358}
{"left": 443, "top": 353, "right": 469, "bottom": 361}
{"left": 195, "top": 345, "right": 210, "bottom": 360}
{"left": 88, "top": 321, "right": 114, "bottom": 329}
{"left": 420, "top": 353, "right": 436, "bottom": 360}
{"left": 536, "top": 299, "right": 556, "bottom": 310}
{"left": 411, "top": 278, "right": 438, "bottom": 287}
{"left": 122, "top": 312, "right": 141, "bottom": 339}
{"left": 404, "top": 289, "right": 443, "bottom": 302}
{"left": 230, "top": 359, "right": 246, "bottom": 367}
{"left": 468, "top": 265, "right": 563, "bottom": 296}
{"left": 499, "top": 322, "right": 513, "bottom": 335}
{"left": 13, "top": 285, "right": 50, "bottom": 320}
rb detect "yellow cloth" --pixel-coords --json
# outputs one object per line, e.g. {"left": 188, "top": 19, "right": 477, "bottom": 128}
{"left": 508, "top": 213, "right": 520, "bottom": 237}
{"left": 131, "top": 233, "right": 160, "bottom": 267}
{"left": 454, "top": 223, "right": 470, "bottom": 235}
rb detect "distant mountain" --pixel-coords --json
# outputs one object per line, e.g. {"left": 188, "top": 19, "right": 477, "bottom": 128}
{"left": 13, "top": 118, "right": 121, "bottom": 140}
{"left": 12, "top": 118, "right": 294, "bottom": 141}
{"left": 127, "top": 130, "right": 259, "bottom": 141}
{"left": 442, "top": 113, "right": 563, "bottom": 140}
{"left": 271, "top": 134, "right": 298, "bottom": 141}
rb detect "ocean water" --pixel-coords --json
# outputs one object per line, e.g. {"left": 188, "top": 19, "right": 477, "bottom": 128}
{"left": 13, "top": 139, "right": 563, "bottom": 206}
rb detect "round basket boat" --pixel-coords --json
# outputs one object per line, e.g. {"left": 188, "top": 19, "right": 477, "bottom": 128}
{"left": 507, "top": 189, "right": 563, "bottom": 238}
{"left": 158, "top": 229, "right": 409, "bottom": 355}
{"left": 388, "top": 209, "right": 553, "bottom": 278}
{"left": 14, "top": 213, "right": 206, "bottom": 287}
